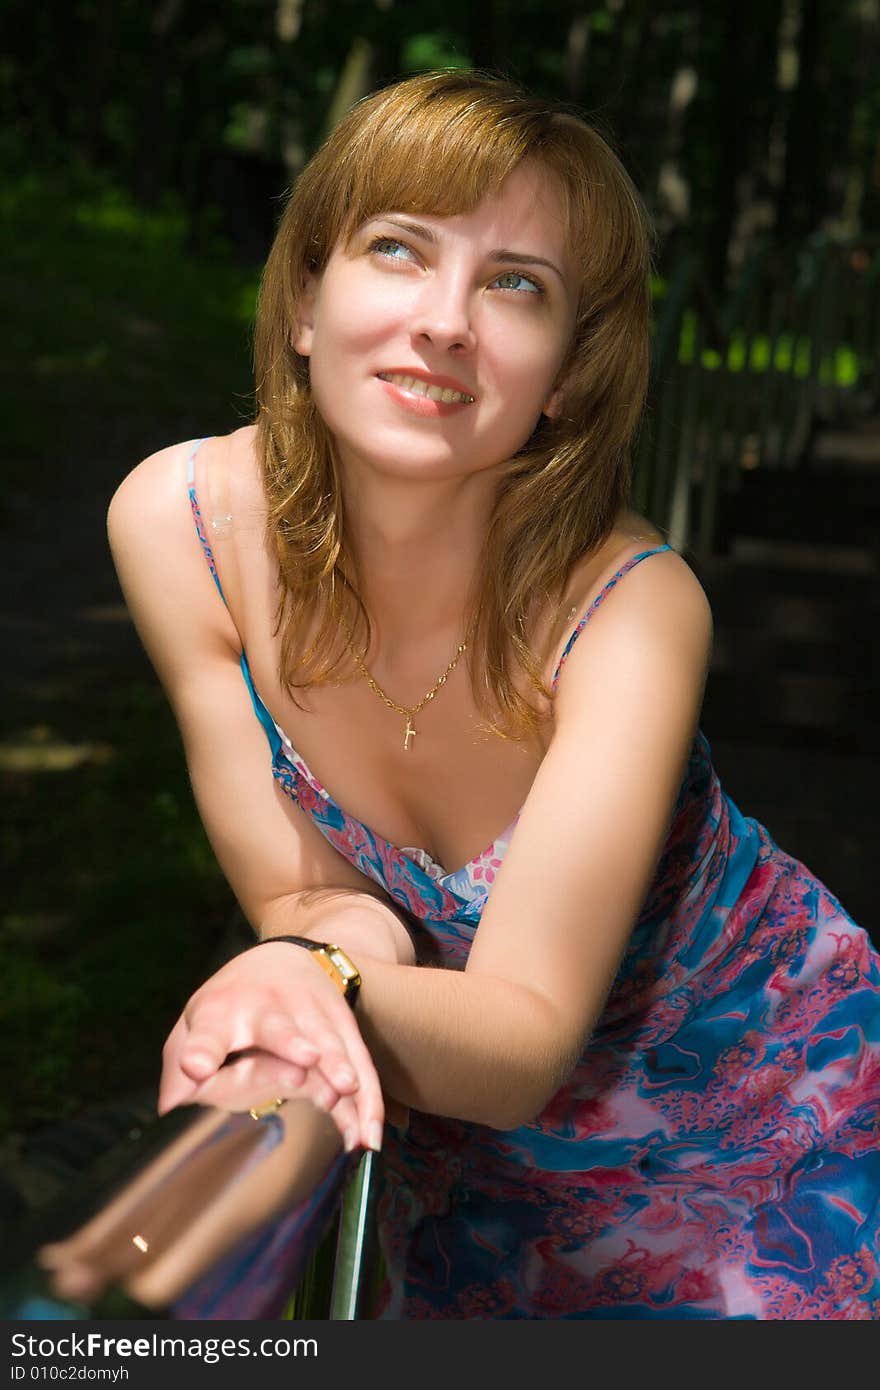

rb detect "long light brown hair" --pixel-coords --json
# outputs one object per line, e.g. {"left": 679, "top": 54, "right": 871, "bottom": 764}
{"left": 253, "top": 69, "right": 653, "bottom": 741}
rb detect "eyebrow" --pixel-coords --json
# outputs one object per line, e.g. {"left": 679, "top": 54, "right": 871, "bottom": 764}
{"left": 369, "top": 216, "right": 568, "bottom": 286}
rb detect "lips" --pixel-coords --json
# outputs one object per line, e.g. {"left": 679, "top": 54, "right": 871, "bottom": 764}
{"left": 376, "top": 374, "right": 475, "bottom": 417}
{"left": 377, "top": 368, "right": 475, "bottom": 402}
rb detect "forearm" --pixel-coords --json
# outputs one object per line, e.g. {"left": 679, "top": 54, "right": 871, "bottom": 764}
{"left": 259, "top": 887, "right": 418, "bottom": 967}
{"left": 354, "top": 960, "right": 571, "bottom": 1130}
{"left": 258, "top": 888, "right": 573, "bottom": 1130}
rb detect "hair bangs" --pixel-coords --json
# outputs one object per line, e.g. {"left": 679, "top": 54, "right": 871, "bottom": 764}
{"left": 320, "top": 84, "right": 550, "bottom": 261}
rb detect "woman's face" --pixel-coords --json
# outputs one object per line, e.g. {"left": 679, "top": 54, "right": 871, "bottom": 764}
{"left": 293, "top": 162, "right": 579, "bottom": 486}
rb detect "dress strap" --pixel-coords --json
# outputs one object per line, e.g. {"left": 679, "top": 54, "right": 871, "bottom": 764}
{"left": 550, "top": 544, "right": 672, "bottom": 692}
{"left": 185, "top": 436, "right": 283, "bottom": 758}
{"left": 185, "top": 436, "right": 229, "bottom": 606}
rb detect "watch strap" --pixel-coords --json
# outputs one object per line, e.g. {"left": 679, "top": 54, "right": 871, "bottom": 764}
{"left": 251, "top": 934, "right": 361, "bottom": 1009}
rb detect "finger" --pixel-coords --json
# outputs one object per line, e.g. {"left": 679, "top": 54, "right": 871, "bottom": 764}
{"left": 288, "top": 1009, "right": 361, "bottom": 1096}
{"left": 288, "top": 1074, "right": 363, "bottom": 1155}
{"left": 158, "top": 1015, "right": 203, "bottom": 1115}
{"left": 190, "top": 1056, "right": 346, "bottom": 1142}
{"left": 157, "top": 1074, "right": 202, "bottom": 1117}
{"left": 252, "top": 1011, "right": 321, "bottom": 1070}
{"left": 189, "top": 1051, "right": 309, "bottom": 1113}
{"left": 179, "top": 1035, "right": 231, "bottom": 1082}
{"left": 332, "top": 1018, "right": 386, "bottom": 1151}
{"left": 222, "top": 1048, "right": 311, "bottom": 1095}
{"left": 297, "top": 1067, "right": 342, "bottom": 1118}
{"left": 287, "top": 1036, "right": 321, "bottom": 1067}
{"left": 299, "top": 1001, "right": 384, "bottom": 1147}
{"left": 178, "top": 1003, "right": 239, "bottom": 1082}
{"left": 328, "top": 1094, "right": 364, "bottom": 1155}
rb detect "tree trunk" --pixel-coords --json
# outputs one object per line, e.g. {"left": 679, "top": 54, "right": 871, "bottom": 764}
{"left": 708, "top": 1, "right": 746, "bottom": 291}
{"left": 83, "top": 0, "right": 117, "bottom": 168}
{"left": 777, "top": 0, "right": 821, "bottom": 240}
{"left": 133, "top": 0, "right": 186, "bottom": 208}
{"left": 564, "top": 10, "right": 591, "bottom": 104}
{"left": 321, "top": 36, "right": 377, "bottom": 141}
{"left": 469, "top": 0, "right": 511, "bottom": 76}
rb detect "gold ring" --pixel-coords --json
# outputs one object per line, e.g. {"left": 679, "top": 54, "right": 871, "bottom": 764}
{"left": 249, "top": 1097, "right": 286, "bottom": 1120}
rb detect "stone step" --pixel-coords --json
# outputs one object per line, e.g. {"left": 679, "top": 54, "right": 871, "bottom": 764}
{"left": 702, "top": 670, "right": 877, "bottom": 753}
{"left": 692, "top": 554, "right": 880, "bottom": 631}
{"left": 729, "top": 535, "right": 877, "bottom": 576}
{"left": 715, "top": 458, "right": 880, "bottom": 555}
{"left": 709, "top": 625, "right": 875, "bottom": 672}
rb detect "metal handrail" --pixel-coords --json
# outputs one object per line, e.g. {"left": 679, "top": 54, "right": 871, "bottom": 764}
{"left": 328, "top": 1150, "right": 379, "bottom": 1320}
{"left": 0, "top": 1101, "right": 369, "bottom": 1321}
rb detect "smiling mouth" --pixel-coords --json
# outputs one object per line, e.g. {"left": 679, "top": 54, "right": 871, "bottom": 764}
{"left": 377, "top": 372, "right": 475, "bottom": 404}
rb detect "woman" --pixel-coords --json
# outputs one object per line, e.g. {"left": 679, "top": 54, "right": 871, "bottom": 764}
{"left": 107, "top": 71, "right": 880, "bottom": 1318}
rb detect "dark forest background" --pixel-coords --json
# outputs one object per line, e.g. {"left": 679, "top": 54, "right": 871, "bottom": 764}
{"left": 2, "top": 0, "right": 879, "bottom": 1170}
{"left": 9, "top": 1, "right": 880, "bottom": 282}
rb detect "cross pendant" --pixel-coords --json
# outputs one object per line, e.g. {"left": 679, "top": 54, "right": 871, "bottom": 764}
{"left": 403, "top": 718, "right": 416, "bottom": 751}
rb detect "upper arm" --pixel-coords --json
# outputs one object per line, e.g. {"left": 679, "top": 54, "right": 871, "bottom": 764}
{"left": 466, "top": 550, "right": 712, "bottom": 1081}
{"left": 106, "top": 440, "right": 405, "bottom": 940}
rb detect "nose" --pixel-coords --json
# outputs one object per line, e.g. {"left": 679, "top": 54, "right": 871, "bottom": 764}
{"left": 409, "top": 269, "right": 476, "bottom": 354}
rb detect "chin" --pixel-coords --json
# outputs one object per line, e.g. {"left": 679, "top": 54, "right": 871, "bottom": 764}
{"left": 371, "top": 456, "right": 465, "bottom": 482}
{"left": 336, "top": 438, "right": 467, "bottom": 480}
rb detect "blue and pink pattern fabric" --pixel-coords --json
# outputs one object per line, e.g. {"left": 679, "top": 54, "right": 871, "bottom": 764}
{"left": 186, "top": 438, "right": 880, "bottom": 1319}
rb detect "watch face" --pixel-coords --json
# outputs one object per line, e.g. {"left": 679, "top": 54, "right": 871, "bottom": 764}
{"left": 328, "top": 948, "right": 360, "bottom": 985}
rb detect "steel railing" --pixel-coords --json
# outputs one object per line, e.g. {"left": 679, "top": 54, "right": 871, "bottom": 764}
{"left": 0, "top": 1100, "right": 379, "bottom": 1322}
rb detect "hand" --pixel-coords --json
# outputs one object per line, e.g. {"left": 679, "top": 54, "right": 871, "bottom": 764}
{"left": 158, "top": 941, "right": 385, "bottom": 1153}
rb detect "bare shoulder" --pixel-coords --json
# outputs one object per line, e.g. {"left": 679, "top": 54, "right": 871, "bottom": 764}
{"left": 598, "top": 508, "right": 713, "bottom": 641}
{"left": 598, "top": 543, "right": 713, "bottom": 661}
{"left": 554, "top": 543, "right": 713, "bottom": 723}
{"left": 223, "top": 422, "right": 265, "bottom": 513}
{"left": 628, "top": 543, "right": 713, "bottom": 632}
{"left": 106, "top": 435, "right": 243, "bottom": 665}
{"left": 226, "top": 421, "right": 260, "bottom": 475}
{"left": 106, "top": 436, "right": 211, "bottom": 557}
{"left": 107, "top": 424, "right": 260, "bottom": 528}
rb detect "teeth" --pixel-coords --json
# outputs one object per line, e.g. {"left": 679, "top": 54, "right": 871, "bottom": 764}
{"left": 379, "top": 372, "right": 474, "bottom": 404}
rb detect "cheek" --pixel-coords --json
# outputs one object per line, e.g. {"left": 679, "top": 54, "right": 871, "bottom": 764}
{"left": 306, "top": 298, "right": 390, "bottom": 431}
{"left": 311, "top": 288, "right": 406, "bottom": 377}
{"left": 482, "top": 323, "right": 562, "bottom": 406}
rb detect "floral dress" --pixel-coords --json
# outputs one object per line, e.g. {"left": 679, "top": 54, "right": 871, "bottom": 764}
{"left": 187, "top": 438, "right": 880, "bottom": 1319}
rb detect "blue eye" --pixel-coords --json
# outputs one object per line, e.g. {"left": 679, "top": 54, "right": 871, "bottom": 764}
{"left": 493, "top": 270, "right": 544, "bottom": 295}
{"left": 369, "top": 236, "right": 416, "bottom": 262}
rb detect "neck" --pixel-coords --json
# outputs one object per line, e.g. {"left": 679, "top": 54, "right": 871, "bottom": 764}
{"left": 339, "top": 466, "right": 496, "bottom": 653}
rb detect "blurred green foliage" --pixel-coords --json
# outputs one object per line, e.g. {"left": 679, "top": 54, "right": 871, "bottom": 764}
{"left": 1, "top": 173, "right": 259, "bottom": 1137}
{"left": 2, "top": 168, "right": 258, "bottom": 493}
{"left": 0, "top": 680, "right": 236, "bottom": 1135}
{"left": 4, "top": 1, "right": 879, "bottom": 283}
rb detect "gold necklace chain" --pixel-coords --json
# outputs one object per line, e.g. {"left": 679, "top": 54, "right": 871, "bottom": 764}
{"left": 340, "top": 612, "right": 471, "bottom": 751}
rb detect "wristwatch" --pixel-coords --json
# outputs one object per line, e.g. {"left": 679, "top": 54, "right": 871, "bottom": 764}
{"left": 255, "top": 934, "right": 361, "bottom": 1009}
